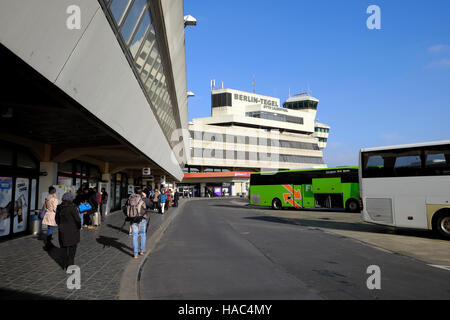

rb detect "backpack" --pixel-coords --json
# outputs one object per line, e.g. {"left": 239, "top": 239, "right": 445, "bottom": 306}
{"left": 78, "top": 202, "right": 92, "bottom": 213}
{"left": 126, "top": 194, "right": 145, "bottom": 219}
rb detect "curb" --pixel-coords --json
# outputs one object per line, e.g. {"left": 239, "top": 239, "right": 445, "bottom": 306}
{"left": 118, "top": 198, "right": 188, "bottom": 300}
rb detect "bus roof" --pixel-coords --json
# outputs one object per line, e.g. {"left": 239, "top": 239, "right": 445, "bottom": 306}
{"left": 360, "top": 140, "right": 450, "bottom": 153}
{"left": 250, "top": 166, "right": 358, "bottom": 176}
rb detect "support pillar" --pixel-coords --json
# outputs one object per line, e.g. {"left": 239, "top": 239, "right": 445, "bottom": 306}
{"left": 38, "top": 162, "right": 58, "bottom": 208}
{"left": 200, "top": 183, "right": 206, "bottom": 197}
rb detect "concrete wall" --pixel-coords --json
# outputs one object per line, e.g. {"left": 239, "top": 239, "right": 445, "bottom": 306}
{"left": 160, "top": 0, "right": 189, "bottom": 165}
{"left": 0, "top": 0, "right": 185, "bottom": 181}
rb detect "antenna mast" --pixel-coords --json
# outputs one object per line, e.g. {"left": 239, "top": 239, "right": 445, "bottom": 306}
{"left": 252, "top": 75, "right": 255, "bottom": 93}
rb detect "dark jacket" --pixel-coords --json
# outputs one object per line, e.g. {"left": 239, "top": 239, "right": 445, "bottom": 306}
{"left": 56, "top": 201, "right": 81, "bottom": 247}
{"left": 101, "top": 191, "right": 108, "bottom": 204}
{"left": 142, "top": 197, "right": 152, "bottom": 210}
{"left": 87, "top": 191, "right": 99, "bottom": 214}
{"left": 73, "top": 192, "right": 86, "bottom": 206}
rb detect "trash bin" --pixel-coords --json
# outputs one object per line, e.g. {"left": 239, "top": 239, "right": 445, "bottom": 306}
{"left": 30, "top": 215, "right": 42, "bottom": 235}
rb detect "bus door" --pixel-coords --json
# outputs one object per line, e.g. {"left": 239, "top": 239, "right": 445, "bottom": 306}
{"left": 293, "top": 185, "right": 302, "bottom": 208}
{"left": 302, "top": 184, "right": 314, "bottom": 208}
{"left": 313, "top": 178, "right": 344, "bottom": 209}
{"left": 281, "top": 184, "right": 299, "bottom": 208}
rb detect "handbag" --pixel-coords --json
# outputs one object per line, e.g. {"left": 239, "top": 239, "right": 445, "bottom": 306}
{"left": 78, "top": 202, "right": 92, "bottom": 213}
{"left": 39, "top": 203, "right": 46, "bottom": 219}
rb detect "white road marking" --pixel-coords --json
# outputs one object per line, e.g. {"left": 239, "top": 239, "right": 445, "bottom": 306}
{"left": 428, "top": 265, "right": 450, "bottom": 271}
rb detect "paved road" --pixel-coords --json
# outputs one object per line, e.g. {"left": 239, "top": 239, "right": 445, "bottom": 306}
{"left": 139, "top": 198, "right": 450, "bottom": 300}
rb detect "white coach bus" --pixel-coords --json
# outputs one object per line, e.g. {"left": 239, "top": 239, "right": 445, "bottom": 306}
{"left": 359, "top": 140, "right": 450, "bottom": 239}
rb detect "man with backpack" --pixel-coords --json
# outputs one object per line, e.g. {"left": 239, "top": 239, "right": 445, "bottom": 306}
{"left": 126, "top": 187, "right": 147, "bottom": 259}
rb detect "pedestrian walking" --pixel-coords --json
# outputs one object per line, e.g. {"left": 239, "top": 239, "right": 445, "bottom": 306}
{"left": 87, "top": 188, "right": 99, "bottom": 228}
{"left": 152, "top": 188, "right": 160, "bottom": 212}
{"left": 173, "top": 190, "right": 179, "bottom": 207}
{"left": 165, "top": 189, "right": 171, "bottom": 211}
{"left": 100, "top": 187, "right": 108, "bottom": 222}
{"left": 142, "top": 191, "right": 152, "bottom": 211}
{"left": 126, "top": 187, "right": 147, "bottom": 259}
{"left": 158, "top": 188, "right": 167, "bottom": 214}
{"left": 42, "top": 186, "right": 59, "bottom": 250}
{"left": 74, "top": 189, "right": 85, "bottom": 227}
{"left": 82, "top": 188, "right": 91, "bottom": 226}
{"left": 55, "top": 192, "right": 81, "bottom": 270}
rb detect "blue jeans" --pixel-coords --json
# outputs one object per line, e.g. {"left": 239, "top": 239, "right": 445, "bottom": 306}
{"left": 47, "top": 225, "right": 55, "bottom": 236}
{"left": 79, "top": 213, "right": 84, "bottom": 226}
{"left": 131, "top": 219, "right": 147, "bottom": 256}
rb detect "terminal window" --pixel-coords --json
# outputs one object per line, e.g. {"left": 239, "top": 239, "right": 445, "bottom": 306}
{"left": 212, "top": 93, "right": 232, "bottom": 107}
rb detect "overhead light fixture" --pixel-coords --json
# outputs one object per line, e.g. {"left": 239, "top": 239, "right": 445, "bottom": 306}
{"left": 184, "top": 15, "right": 197, "bottom": 27}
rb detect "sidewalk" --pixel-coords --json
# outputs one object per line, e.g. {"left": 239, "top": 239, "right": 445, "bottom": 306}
{"left": 0, "top": 201, "right": 184, "bottom": 300}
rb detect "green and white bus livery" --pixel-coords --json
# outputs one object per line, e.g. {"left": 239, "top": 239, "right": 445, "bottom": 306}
{"left": 249, "top": 167, "right": 360, "bottom": 212}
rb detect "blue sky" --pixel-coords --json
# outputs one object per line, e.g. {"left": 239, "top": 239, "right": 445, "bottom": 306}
{"left": 183, "top": 0, "right": 450, "bottom": 167}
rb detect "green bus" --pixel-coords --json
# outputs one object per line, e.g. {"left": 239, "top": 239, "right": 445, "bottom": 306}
{"left": 249, "top": 166, "right": 360, "bottom": 212}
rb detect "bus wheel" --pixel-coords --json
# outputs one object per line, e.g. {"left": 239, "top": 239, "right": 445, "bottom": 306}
{"left": 346, "top": 199, "right": 360, "bottom": 213}
{"left": 272, "top": 198, "right": 282, "bottom": 210}
{"left": 433, "top": 211, "right": 450, "bottom": 239}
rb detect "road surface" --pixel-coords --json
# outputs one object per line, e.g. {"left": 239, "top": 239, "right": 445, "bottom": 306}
{"left": 139, "top": 198, "right": 450, "bottom": 300}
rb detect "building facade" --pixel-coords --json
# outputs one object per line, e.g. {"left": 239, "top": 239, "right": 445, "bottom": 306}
{"left": 0, "top": 0, "right": 188, "bottom": 239}
{"left": 182, "top": 87, "right": 331, "bottom": 197}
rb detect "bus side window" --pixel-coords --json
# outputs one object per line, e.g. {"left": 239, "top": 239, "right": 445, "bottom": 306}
{"left": 364, "top": 155, "right": 384, "bottom": 177}
{"left": 393, "top": 154, "right": 422, "bottom": 176}
{"left": 425, "top": 151, "right": 450, "bottom": 175}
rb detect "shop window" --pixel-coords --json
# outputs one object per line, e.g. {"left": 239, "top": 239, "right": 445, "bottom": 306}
{"left": 58, "top": 176, "right": 73, "bottom": 186}
{"left": 16, "top": 151, "right": 37, "bottom": 169}
{"left": 58, "top": 162, "right": 73, "bottom": 175}
{"left": 0, "top": 147, "right": 13, "bottom": 166}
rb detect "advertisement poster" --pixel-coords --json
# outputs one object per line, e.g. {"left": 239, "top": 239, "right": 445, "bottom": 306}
{"left": 0, "top": 177, "right": 12, "bottom": 237}
{"left": 214, "top": 187, "right": 222, "bottom": 197}
{"left": 65, "top": 185, "right": 77, "bottom": 195}
{"left": 53, "top": 185, "right": 66, "bottom": 202}
{"left": 58, "top": 176, "right": 73, "bottom": 187}
{"left": 127, "top": 185, "right": 134, "bottom": 195}
{"left": 13, "top": 178, "right": 28, "bottom": 234}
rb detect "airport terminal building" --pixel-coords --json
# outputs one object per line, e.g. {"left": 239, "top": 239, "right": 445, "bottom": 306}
{"left": 180, "top": 87, "right": 331, "bottom": 197}
{"left": 0, "top": 0, "right": 189, "bottom": 239}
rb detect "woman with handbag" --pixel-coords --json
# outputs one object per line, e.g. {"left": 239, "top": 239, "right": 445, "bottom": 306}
{"left": 42, "top": 186, "right": 59, "bottom": 250}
